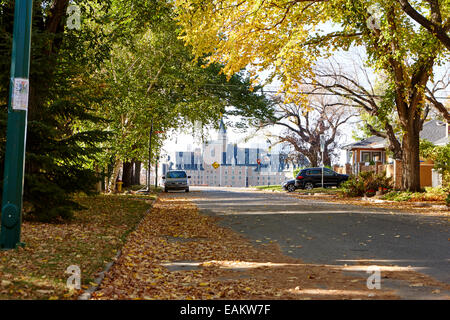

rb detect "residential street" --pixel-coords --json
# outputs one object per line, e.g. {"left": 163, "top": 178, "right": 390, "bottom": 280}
{"left": 190, "top": 187, "right": 450, "bottom": 299}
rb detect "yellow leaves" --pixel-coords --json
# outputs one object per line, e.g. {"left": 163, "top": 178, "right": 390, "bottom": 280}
{"left": 1, "top": 280, "right": 12, "bottom": 287}
{"left": 174, "top": 0, "right": 318, "bottom": 106}
{"left": 0, "top": 194, "right": 153, "bottom": 300}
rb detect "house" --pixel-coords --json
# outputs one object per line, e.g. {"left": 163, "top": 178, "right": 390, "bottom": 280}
{"left": 343, "top": 135, "right": 387, "bottom": 174}
{"left": 341, "top": 119, "right": 449, "bottom": 187}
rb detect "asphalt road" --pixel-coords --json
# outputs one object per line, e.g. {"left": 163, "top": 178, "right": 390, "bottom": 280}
{"left": 188, "top": 186, "right": 450, "bottom": 299}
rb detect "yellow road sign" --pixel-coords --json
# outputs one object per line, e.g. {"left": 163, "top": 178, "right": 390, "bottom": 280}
{"left": 212, "top": 161, "right": 220, "bottom": 169}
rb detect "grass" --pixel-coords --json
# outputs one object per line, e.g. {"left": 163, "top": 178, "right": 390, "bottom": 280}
{"left": 254, "top": 185, "right": 283, "bottom": 191}
{"left": 0, "top": 193, "right": 156, "bottom": 300}
{"left": 295, "top": 187, "right": 342, "bottom": 195}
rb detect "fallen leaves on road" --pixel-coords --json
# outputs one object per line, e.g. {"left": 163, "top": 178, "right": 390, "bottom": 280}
{"left": 92, "top": 193, "right": 449, "bottom": 300}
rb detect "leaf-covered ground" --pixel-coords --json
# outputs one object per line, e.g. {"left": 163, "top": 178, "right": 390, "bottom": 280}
{"left": 0, "top": 194, "right": 154, "bottom": 300}
{"left": 92, "top": 193, "right": 449, "bottom": 300}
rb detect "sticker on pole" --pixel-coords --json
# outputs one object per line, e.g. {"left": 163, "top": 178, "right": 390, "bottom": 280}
{"left": 11, "top": 78, "right": 29, "bottom": 111}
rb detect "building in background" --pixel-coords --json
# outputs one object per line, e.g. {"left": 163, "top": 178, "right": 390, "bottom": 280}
{"left": 161, "top": 119, "right": 293, "bottom": 187}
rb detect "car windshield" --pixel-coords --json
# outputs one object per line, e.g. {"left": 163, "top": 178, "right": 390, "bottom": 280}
{"left": 166, "top": 171, "right": 187, "bottom": 179}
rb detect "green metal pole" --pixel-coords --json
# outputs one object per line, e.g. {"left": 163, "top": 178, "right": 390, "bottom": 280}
{"left": 0, "top": 0, "right": 34, "bottom": 250}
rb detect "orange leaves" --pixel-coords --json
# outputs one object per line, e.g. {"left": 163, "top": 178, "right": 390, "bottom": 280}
{"left": 0, "top": 195, "right": 152, "bottom": 300}
{"left": 90, "top": 194, "right": 400, "bottom": 300}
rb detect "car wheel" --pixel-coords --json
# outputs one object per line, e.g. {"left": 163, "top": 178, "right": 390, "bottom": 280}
{"left": 164, "top": 188, "right": 168, "bottom": 193}
{"left": 185, "top": 188, "right": 189, "bottom": 193}
{"left": 304, "top": 182, "right": 314, "bottom": 190}
{"left": 287, "top": 184, "right": 296, "bottom": 192}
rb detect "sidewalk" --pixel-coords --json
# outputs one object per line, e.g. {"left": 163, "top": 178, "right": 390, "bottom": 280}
{"left": 90, "top": 193, "right": 449, "bottom": 300}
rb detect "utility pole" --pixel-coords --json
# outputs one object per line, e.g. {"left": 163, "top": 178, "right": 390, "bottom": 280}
{"left": 0, "top": 0, "right": 34, "bottom": 250}
{"left": 320, "top": 134, "right": 325, "bottom": 188}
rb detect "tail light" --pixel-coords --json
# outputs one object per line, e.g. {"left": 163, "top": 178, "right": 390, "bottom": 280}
{"left": 296, "top": 176, "right": 304, "bottom": 180}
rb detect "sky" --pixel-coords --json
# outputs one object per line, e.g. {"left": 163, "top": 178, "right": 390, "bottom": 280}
{"left": 161, "top": 37, "right": 449, "bottom": 167}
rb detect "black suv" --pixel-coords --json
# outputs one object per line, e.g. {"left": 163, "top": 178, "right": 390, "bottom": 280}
{"left": 282, "top": 167, "right": 349, "bottom": 192}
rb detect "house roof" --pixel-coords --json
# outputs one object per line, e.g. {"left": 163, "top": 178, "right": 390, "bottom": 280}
{"left": 344, "top": 120, "right": 448, "bottom": 150}
{"left": 433, "top": 136, "right": 449, "bottom": 146}
{"left": 343, "top": 135, "right": 386, "bottom": 150}
{"left": 420, "top": 119, "right": 448, "bottom": 144}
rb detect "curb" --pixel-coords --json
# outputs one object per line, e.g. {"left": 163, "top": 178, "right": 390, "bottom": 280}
{"left": 78, "top": 249, "right": 122, "bottom": 300}
{"left": 77, "top": 199, "right": 156, "bottom": 300}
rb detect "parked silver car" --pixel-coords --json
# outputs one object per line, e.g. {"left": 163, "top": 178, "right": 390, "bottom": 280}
{"left": 162, "top": 170, "right": 190, "bottom": 192}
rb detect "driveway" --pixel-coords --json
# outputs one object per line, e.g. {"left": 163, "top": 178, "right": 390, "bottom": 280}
{"left": 189, "top": 186, "right": 450, "bottom": 299}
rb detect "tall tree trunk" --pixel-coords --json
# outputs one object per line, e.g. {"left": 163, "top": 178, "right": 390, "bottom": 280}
{"left": 130, "top": 160, "right": 135, "bottom": 185}
{"left": 122, "top": 161, "right": 132, "bottom": 187}
{"left": 322, "top": 149, "right": 332, "bottom": 167}
{"left": 94, "top": 164, "right": 102, "bottom": 192}
{"left": 107, "top": 159, "right": 122, "bottom": 193}
{"left": 401, "top": 117, "right": 422, "bottom": 192}
{"left": 133, "top": 161, "right": 142, "bottom": 185}
{"left": 305, "top": 147, "right": 320, "bottom": 167}
{"left": 154, "top": 160, "right": 158, "bottom": 188}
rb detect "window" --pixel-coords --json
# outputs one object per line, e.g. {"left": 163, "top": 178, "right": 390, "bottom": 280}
{"left": 324, "top": 169, "right": 334, "bottom": 176}
{"left": 166, "top": 171, "right": 187, "bottom": 178}
{"left": 372, "top": 152, "right": 382, "bottom": 162}
{"left": 308, "top": 169, "right": 321, "bottom": 175}
{"left": 361, "top": 152, "right": 371, "bottom": 163}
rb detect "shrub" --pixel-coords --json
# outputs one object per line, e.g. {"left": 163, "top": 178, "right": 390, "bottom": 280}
{"left": 341, "top": 171, "right": 393, "bottom": 198}
{"left": 341, "top": 176, "right": 365, "bottom": 197}
{"left": 383, "top": 191, "right": 413, "bottom": 202}
{"left": 446, "top": 193, "right": 450, "bottom": 207}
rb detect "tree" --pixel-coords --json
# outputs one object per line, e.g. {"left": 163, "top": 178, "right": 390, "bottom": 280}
{"left": 426, "top": 67, "right": 450, "bottom": 122}
{"left": 310, "top": 59, "right": 405, "bottom": 160}
{"left": 89, "top": 4, "right": 272, "bottom": 192}
{"left": 0, "top": 0, "right": 170, "bottom": 220}
{"left": 175, "top": 0, "right": 449, "bottom": 191}
{"left": 0, "top": 0, "right": 115, "bottom": 220}
{"left": 260, "top": 95, "right": 354, "bottom": 167}
{"left": 396, "top": 0, "right": 450, "bottom": 51}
